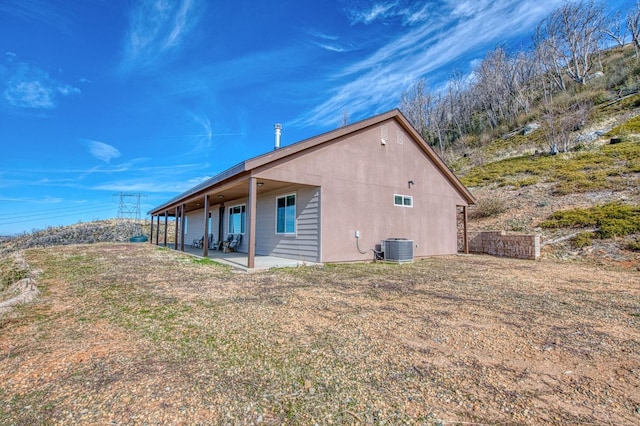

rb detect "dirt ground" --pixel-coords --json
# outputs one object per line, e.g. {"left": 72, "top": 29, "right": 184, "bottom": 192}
{"left": 0, "top": 243, "right": 639, "bottom": 425}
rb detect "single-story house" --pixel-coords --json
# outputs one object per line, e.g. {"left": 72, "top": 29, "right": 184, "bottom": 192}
{"left": 148, "top": 109, "right": 475, "bottom": 269}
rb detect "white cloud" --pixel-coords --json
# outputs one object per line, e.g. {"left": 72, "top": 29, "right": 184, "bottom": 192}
{"left": 0, "top": 1, "right": 72, "bottom": 33}
{"left": 448, "top": 0, "right": 495, "bottom": 18}
{"left": 307, "top": 29, "right": 353, "bottom": 53}
{"left": 293, "top": 0, "right": 565, "bottom": 128}
{"left": 87, "top": 140, "right": 121, "bottom": 163}
{"left": 399, "top": 3, "right": 430, "bottom": 25}
{"left": 0, "top": 194, "right": 63, "bottom": 204}
{"left": 92, "top": 175, "right": 211, "bottom": 193}
{"left": 312, "top": 40, "right": 352, "bottom": 53}
{"left": 308, "top": 30, "right": 339, "bottom": 41}
{"left": 120, "top": 0, "right": 204, "bottom": 72}
{"left": 3, "top": 62, "right": 80, "bottom": 109}
{"left": 347, "top": 1, "right": 398, "bottom": 25}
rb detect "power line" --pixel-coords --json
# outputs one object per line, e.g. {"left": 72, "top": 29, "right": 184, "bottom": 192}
{"left": 0, "top": 207, "right": 115, "bottom": 226}
{"left": 0, "top": 204, "right": 115, "bottom": 223}
{"left": 0, "top": 205, "right": 114, "bottom": 220}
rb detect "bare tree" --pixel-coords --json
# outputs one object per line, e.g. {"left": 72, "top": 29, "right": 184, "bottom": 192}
{"left": 536, "top": 0, "right": 606, "bottom": 85}
{"left": 446, "top": 71, "right": 474, "bottom": 134}
{"left": 399, "top": 79, "right": 430, "bottom": 137}
{"left": 534, "top": 26, "right": 567, "bottom": 96}
{"left": 399, "top": 80, "right": 448, "bottom": 154}
{"left": 541, "top": 98, "right": 592, "bottom": 154}
{"left": 628, "top": 1, "right": 640, "bottom": 58}
{"left": 605, "top": 11, "right": 627, "bottom": 48}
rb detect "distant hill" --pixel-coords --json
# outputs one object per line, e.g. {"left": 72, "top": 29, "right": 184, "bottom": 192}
{"left": 0, "top": 219, "right": 151, "bottom": 256}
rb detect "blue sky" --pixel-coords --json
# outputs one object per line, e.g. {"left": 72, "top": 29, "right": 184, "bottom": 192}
{"left": 0, "top": 0, "right": 631, "bottom": 235}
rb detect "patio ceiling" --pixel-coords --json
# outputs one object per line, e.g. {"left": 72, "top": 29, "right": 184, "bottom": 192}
{"left": 161, "top": 177, "right": 299, "bottom": 215}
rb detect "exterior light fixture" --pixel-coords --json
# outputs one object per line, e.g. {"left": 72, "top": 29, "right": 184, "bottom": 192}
{"left": 257, "top": 182, "right": 264, "bottom": 187}
{"left": 218, "top": 195, "right": 224, "bottom": 199}
{"left": 408, "top": 180, "right": 414, "bottom": 188}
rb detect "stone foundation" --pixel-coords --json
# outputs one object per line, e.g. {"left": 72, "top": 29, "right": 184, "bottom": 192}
{"left": 468, "top": 231, "right": 540, "bottom": 260}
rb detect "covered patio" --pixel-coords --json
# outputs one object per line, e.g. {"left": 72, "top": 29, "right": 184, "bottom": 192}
{"left": 171, "top": 243, "right": 320, "bottom": 272}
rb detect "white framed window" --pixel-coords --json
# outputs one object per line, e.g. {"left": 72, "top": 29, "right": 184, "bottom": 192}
{"left": 228, "top": 204, "right": 246, "bottom": 234}
{"left": 394, "top": 194, "right": 413, "bottom": 207}
{"left": 276, "top": 193, "right": 296, "bottom": 234}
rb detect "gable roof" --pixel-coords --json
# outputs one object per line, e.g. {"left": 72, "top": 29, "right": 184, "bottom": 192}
{"left": 149, "top": 109, "right": 474, "bottom": 215}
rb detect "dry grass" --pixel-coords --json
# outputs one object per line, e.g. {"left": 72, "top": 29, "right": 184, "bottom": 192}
{"left": 1, "top": 243, "right": 639, "bottom": 425}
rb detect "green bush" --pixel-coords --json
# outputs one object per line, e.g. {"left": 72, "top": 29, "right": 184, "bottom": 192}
{"left": 540, "top": 203, "right": 640, "bottom": 239}
{"left": 460, "top": 141, "right": 640, "bottom": 193}
{"left": 605, "top": 115, "right": 640, "bottom": 137}
{"left": 627, "top": 239, "right": 640, "bottom": 252}
{"left": 573, "top": 232, "right": 594, "bottom": 248}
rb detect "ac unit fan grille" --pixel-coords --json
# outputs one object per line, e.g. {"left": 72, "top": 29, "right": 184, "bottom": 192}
{"left": 383, "top": 239, "right": 414, "bottom": 262}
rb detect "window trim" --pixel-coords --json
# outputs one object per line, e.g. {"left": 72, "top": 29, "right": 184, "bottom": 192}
{"left": 275, "top": 192, "right": 297, "bottom": 235}
{"left": 228, "top": 204, "right": 246, "bottom": 235}
{"left": 394, "top": 194, "right": 413, "bottom": 208}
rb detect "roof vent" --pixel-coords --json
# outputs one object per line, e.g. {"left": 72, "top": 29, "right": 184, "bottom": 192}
{"left": 274, "top": 123, "right": 282, "bottom": 150}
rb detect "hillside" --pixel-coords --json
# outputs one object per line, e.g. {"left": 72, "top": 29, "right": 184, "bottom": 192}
{"left": 461, "top": 114, "right": 640, "bottom": 269}
{"left": 0, "top": 219, "right": 151, "bottom": 257}
{"left": 442, "top": 45, "right": 640, "bottom": 270}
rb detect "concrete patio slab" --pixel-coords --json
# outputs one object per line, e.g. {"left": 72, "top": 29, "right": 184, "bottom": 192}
{"left": 159, "top": 244, "right": 321, "bottom": 272}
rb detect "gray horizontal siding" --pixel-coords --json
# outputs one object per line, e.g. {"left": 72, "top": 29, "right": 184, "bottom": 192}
{"left": 255, "top": 186, "right": 320, "bottom": 262}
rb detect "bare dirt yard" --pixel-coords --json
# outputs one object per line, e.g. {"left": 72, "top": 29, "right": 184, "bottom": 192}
{"left": 1, "top": 243, "right": 639, "bottom": 425}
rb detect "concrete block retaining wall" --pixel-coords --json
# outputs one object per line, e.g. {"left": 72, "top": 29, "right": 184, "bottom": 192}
{"left": 468, "top": 231, "right": 540, "bottom": 260}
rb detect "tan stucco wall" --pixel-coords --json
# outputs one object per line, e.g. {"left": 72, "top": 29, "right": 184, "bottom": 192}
{"left": 255, "top": 119, "right": 468, "bottom": 262}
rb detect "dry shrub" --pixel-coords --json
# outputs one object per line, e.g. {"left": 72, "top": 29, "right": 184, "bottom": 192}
{"left": 469, "top": 193, "right": 507, "bottom": 219}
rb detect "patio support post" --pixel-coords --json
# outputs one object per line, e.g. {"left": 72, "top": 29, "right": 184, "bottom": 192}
{"left": 180, "top": 203, "right": 186, "bottom": 252}
{"left": 174, "top": 206, "right": 179, "bottom": 251}
{"left": 463, "top": 205, "right": 469, "bottom": 254}
{"left": 163, "top": 211, "right": 168, "bottom": 247}
{"left": 155, "top": 215, "right": 160, "bottom": 245}
{"left": 247, "top": 177, "right": 257, "bottom": 269}
{"left": 202, "top": 195, "right": 210, "bottom": 257}
{"left": 149, "top": 215, "right": 154, "bottom": 244}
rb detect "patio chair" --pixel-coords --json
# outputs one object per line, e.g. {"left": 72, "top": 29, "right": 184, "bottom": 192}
{"left": 228, "top": 234, "right": 242, "bottom": 252}
{"left": 214, "top": 237, "right": 226, "bottom": 251}
{"left": 221, "top": 234, "right": 234, "bottom": 252}
{"left": 192, "top": 236, "right": 204, "bottom": 248}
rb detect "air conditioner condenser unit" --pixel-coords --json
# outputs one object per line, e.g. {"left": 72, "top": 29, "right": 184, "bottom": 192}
{"left": 382, "top": 238, "right": 414, "bottom": 262}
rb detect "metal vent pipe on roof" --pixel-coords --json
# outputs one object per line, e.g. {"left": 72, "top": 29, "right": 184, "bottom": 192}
{"left": 274, "top": 123, "right": 282, "bottom": 150}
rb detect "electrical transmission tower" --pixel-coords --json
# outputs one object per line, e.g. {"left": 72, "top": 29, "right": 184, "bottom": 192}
{"left": 115, "top": 192, "right": 142, "bottom": 220}
{"left": 113, "top": 192, "right": 146, "bottom": 238}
